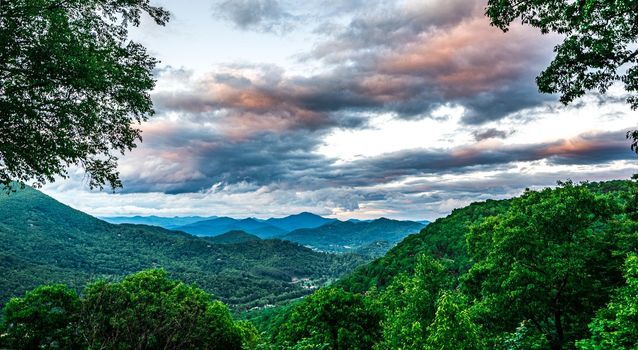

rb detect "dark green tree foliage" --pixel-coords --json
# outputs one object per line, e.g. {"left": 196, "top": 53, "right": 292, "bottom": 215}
{"left": 484, "top": 0, "right": 638, "bottom": 151}
{"left": 0, "top": 0, "right": 169, "bottom": 189}
{"left": 273, "top": 288, "right": 383, "bottom": 350}
{"left": 0, "top": 285, "right": 82, "bottom": 350}
{"left": 338, "top": 199, "right": 511, "bottom": 293}
{"left": 425, "top": 291, "right": 485, "bottom": 350}
{"left": 323, "top": 180, "right": 638, "bottom": 350}
{"left": 577, "top": 254, "right": 638, "bottom": 349}
{"left": 463, "top": 182, "right": 634, "bottom": 349}
{"left": 0, "top": 270, "right": 246, "bottom": 350}
{"left": 81, "top": 269, "right": 243, "bottom": 350}
{"left": 376, "top": 255, "right": 451, "bottom": 349}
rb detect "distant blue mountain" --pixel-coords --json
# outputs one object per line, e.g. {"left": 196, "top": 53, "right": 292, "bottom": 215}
{"left": 101, "top": 215, "right": 216, "bottom": 229}
{"left": 281, "top": 218, "right": 426, "bottom": 254}
{"left": 174, "top": 217, "right": 287, "bottom": 238}
{"left": 265, "top": 212, "right": 336, "bottom": 232}
{"left": 103, "top": 213, "right": 429, "bottom": 248}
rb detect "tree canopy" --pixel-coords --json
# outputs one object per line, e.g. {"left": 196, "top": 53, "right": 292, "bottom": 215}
{"left": 485, "top": 0, "right": 638, "bottom": 151}
{"left": 0, "top": 0, "right": 169, "bottom": 189}
{"left": 0, "top": 269, "right": 249, "bottom": 350}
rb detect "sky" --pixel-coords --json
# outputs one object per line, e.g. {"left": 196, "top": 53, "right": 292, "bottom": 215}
{"left": 42, "top": 0, "right": 638, "bottom": 221}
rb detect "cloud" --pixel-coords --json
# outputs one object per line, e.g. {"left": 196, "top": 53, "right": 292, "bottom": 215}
{"left": 44, "top": 159, "right": 638, "bottom": 221}
{"left": 41, "top": 0, "right": 638, "bottom": 221}
{"left": 163, "top": 4, "right": 559, "bottom": 134}
{"left": 473, "top": 128, "right": 511, "bottom": 141}
{"left": 118, "top": 100, "right": 637, "bottom": 196}
{"left": 213, "top": 0, "right": 295, "bottom": 33}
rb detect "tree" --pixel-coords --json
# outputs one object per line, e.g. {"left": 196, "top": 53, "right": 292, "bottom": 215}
{"left": 485, "top": 1, "right": 638, "bottom": 151}
{"left": 274, "top": 287, "right": 383, "bottom": 350}
{"left": 80, "top": 269, "right": 244, "bottom": 350}
{"left": 577, "top": 254, "right": 638, "bottom": 349}
{"left": 0, "top": 0, "right": 169, "bottom": 189}
{"left": 376, "top": 255, "right": 451, "bottom": 349}
{"left": 0, "top": 284, "right": 83, "bottom": 350}
{"left": 0, "top": 270, "right": 249, "bottom": 349}
{"left": 463, "top": 183, "right": 631, "bottom": 349}
{"left": 425, "top": 291, "right": 485, "bottom": 350}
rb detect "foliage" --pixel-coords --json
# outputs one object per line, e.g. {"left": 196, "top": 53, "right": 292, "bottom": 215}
{"left": 0, "top": 270, "right": 250, "bottom": 349}
{"left": 375, "top": 255, "right": 451, "bottom": 349}
{"left": 272, "top": 288, "right": 383, "bottom": 350}
{"left": 0, "top": 284, "right": 82, "bottom": 349}
{"left": 80, "top": 269, "right": 243, "bottom": 349}
{"left": 462, "top": 182, "right": 635, "bottom": 349}
{"left": 485, "top": 0, "right": 638, "bottom": 151}
{"left": 338, "top": 198, "right": 511, "bottom": 293}
{"left": 0, "top": 0, "right": 169, "bottom": 189}
{"left": 577, "top": 254, "right": 638, "bottom": 349}
{"left": 425, "top": 291, "right": 484, "bottom": 350}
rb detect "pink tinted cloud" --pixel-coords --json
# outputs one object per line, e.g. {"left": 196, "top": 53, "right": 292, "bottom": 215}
{"left": 376, "top": 15, "right": 557, "bottom": 99}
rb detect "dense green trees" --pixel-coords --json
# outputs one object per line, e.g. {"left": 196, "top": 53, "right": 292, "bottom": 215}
{"left": 81, "top": 270, "right": 244, "bottom": 349}
{"left": 464, "top": 182, "right": 632, "bottom": 349}
{"left": 312, "top": 180, "right": 638, "bottom": 350}
{"left": 272, "top": 288, "right": 383, "bottom": 350}
{"left": 577, "top": 254, "right": 638, "bottom": 349}
{"left": 0, "top": 0, "right": 169, "bottom": 189}
{"left": 0, "top": 270, "right": 250, "bottom": 349}
{"left": 7, "top": 181, "right": 638, "bottom": 349}
{"left": 0, "top": 285, "right": 83, "bottom": 349}
{"left": 375, "top": 255, "right": 451, "bottom": 349}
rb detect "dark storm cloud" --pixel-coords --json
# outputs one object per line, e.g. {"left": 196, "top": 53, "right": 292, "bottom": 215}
{"left": 330, "top": 130, "right": 635, "bottom": 186}
{"left": 119, "top": 123, "right": 333, "bottom": 194}
{"left": 473, "top": 128, "right": 511, "bottom": 141}
{"left": 121, "top": 116, "right": 636, "bottom": 194}
{"left": 213, "top": 0, "right": 294, "bottom": 33}
{"left": 124, "top": 0, "right": 631, "bottom": 201}
{"left": 161, "top": 1, "right": 558, "bottom": 132}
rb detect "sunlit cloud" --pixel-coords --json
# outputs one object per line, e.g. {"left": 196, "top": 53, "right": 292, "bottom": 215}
{"left": 39, "top": 0, "right": 638, "bottom": 220}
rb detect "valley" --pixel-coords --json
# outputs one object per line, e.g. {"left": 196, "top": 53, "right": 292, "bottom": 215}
{"left": 0, "top": 187, "right": 374, "bottom": 310}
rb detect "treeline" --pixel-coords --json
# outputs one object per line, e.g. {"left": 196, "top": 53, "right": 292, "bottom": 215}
{"left": 248, "top": 180, "right": 638, "bottom": 349}
{"left": 5, "top": 181, "right": 638, "bottom": 349}
{"left": 0, "top": 270, "right": 259, "bottom": 349}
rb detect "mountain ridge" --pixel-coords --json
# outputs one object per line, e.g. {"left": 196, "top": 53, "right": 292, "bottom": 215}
{"left": 0, "top": 187, "right": 368, "bottom": 309}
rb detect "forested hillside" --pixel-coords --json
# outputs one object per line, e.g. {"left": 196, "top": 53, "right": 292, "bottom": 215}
{"left": 336, "top": 198, "right": 511, "bottom": 292}
{"left": 5, "top": 181, "right": 638, "bottom": 350}
{"left": 246, "top": 180, "right": 638, "bottom": 349}
{"left": 206, "top": 230, "right": 262, "bottom": 244}
{"left": 0, "top": 187, "right": 367, "bottom": 309}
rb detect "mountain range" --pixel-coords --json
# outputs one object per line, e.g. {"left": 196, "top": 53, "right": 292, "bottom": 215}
{"left": 0, "top": 187, "right": 368, "bottom": 310}
{"left": 100, "top": 215, "right": 216, "bottom": 229}
{"left": 103, "top": 212, "right": 338, "bottom": 238}
{"left": 281, "top": 219, "right": 426, "bottom": 254}
{"left": 103, "top": 212, "right": 428, "bottom": 255}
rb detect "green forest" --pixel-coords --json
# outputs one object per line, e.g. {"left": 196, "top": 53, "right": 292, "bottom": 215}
{"left": 4, "top": 180, "right": 638, "bottom": 349}
{"left": 0, "top": 186, "right": 368, "bottom": 310}
{"left": 4, "top": 0, "right": 638, "bottom": 349}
